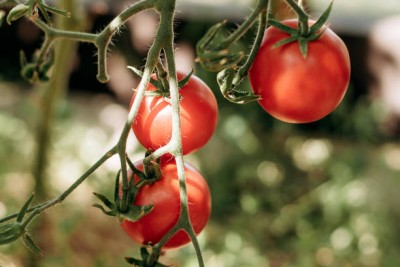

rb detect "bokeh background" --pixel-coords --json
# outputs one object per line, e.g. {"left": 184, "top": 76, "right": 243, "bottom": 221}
{"left": 1, "top": 0, "right": 400, "bottom": 266}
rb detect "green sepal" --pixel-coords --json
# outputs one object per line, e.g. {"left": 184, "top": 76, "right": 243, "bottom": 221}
{"left": 127, "top": 66, "right": 162, "bottom": 91}
{"left": 125, "top": 257, "right": 145, "bottom": 266}
{"left": 177, "top": 69, "right": 193, "bottom": 89}
{"left": 125, "top": 247, "right": 169, "bottom": 267}
{"left": 17, "top": 193, "right": 35, "bottom": 222}
{"left": 126, "top": 156, "right": 146, "bottom": 181}
{"left": 21, "top": 233, "right": 43, "bottom": 256}
{"left": 0, "top": 223, "right": 24, "bottom": 245}
{"left": 6, "top": 3, "right": 29, "bottom": 25}
{"left": 118, "top": 204, "right": 153, "bottom": 223}
{"left": 196, "top": 20, "right": 245, "bottom": 72}
{"left": 217, "top": 68, "right": 260, "bottom": 104}
{"left": 92, "top": 192, "right": 153, "bottom": 222}
{"left": 309, "top": 1, "right": 333, "bottom": 34}
{"left": 92, "top": 203, "right": 118, "bottom": 217}
{"left": 269, "top": 1, "right": 333, "bottom": 58}
{"left": 143, "top": 160, "right": 162, "bottom": 181}
{"left": 38, "top": 0, "right": 71, "bottom": 18}
{"left": 93, "top": 192, "right": 116, "bottom": 210}
{"left": 125, "top": 258, "right": 169, "bottom": 267}
{"left": 197, "top": 20, "right": 227, "bottom": 52}
{"left": 268, "top": 19, "right": 298, "bottom": 35}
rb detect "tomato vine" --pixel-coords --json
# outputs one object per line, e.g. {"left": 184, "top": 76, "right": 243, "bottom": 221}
{"left": 0, "top": 0, "right": 349, "bottom": 266}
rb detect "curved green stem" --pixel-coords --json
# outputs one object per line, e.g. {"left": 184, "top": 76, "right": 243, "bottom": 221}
{"left": 238, "top": 8, "right": 268, "bottom": 77}
{"left": 0, "top": 147, "right": 117, "bottom": 224}
{"left": 117, "top": 45, "right": 159, "bottom": 212}
{"left": 216, "top": 0, "right": 269, "bottom": 49}
{"left": 32, "top": 17, "right": 97, "bottom": 42}
{"left": 145, "top": 3, "right": 205, "bottom": 265}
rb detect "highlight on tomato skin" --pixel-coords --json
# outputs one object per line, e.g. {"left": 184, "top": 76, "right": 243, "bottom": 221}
{"left": 249, "top": 19, "right": 351, "bottom": 124}
{"left": 120, "top": 159, "right": 212, "bottom": 249}
{"left": 130, "top": 71, "right": 219, "bottom": 155}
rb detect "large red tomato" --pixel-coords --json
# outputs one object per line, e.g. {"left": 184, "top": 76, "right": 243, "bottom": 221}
{"left": 120, "top": 159, "right": 211, "bottom": 249}
{"left": 131, "top": 72, "right": 218, "bottom": 155}
{"left": 249, "top": 19, "right": 351, "bottom": 123}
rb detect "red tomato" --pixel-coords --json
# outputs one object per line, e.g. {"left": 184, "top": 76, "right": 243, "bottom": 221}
{"left": 120, "top": 159, "right": 211, "bottom": 249}
{"left": 249, "top": 19, "right": 351, "bottom": 123}
{"left": 131, "top": 72, "right": 218, "bottom": 155}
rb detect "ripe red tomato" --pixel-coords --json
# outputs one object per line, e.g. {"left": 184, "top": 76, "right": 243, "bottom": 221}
{"left": 120, "top": 159, "right": 211, "bottom": 249}
{"left": 249, "top": 19, "right": 351, "bottom": 123}
{"left": 131, "top": 72, "right": 218, "bottom": 155}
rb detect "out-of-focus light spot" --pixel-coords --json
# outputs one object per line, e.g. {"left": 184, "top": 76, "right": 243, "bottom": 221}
{"left": 270, "top": 217, "right": 288, "bottom": 236}
{"left": 329, "top": 162, "right": 353, "bottom": 182}
{"left": 382, "top": 144, "right": 400, "bottom": 171}
{"left": 315, "top": 247, "right": 334, "bottom": 267}
{"left": 2, "top": 173, "right": 34, "bottom": 201}
{"left": 0, "top": 201, "right": 7, "bottom": 217}
{"left": 330, "top": 227, "right": 353, "bottom": 251}
{"left": 344, "top": 180, "right": 367, "bottom": 207}
{"left": 296, "top": 220, "right": 313, "bottom": 239}
{"left": 50, "top": 158, "right": 85, "bottom": 191}
{"left": 223, "top": 115, "right": 259, "bottom": 154}
{"left": 0, "top": 255, "right": 17, "bottom": 267}
{"left": 257, "top": 161, "right": 284, "bottom": 187}
{"left": 107, "top": 53, "right": 137, "bottom": 104}
{"left": 351, "top": 214, "right": 375, "bottom": 237}
{"left": 223, "top": 115, "right": 247, "bottom": 139}
{"left": 100, "top": 102, "right": 127, "bottom": 129}
{"left": 0, "top": 114, "right": 30, "bottom": 142}
{"left": 78, "top": 127, "right": 108, "bottom": 161}
{"left": 359, "top": 233, "right": 379, "bottom": 255}
{"left": 175, "top": 42, "right": 196, "bottom": 73}
{"left": 292, "top": 138, "right": 332, "bottom": 170}
{"left": 240, "top": 194, "right": 258, "bottom": 214}
{"left": 225, "top": 232, "right": 243, "bottom": 252}
{"left": 129, "top": 11, "right": 158, "bottom": 53}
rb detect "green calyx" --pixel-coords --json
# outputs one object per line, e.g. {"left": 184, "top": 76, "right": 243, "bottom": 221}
{"left": 0, "top": 194, "right": 43, "bottom": 255}
{"left": 92, "top": 156, "right": 163, "bottom": 222}
{"left": 196, "top": 20, "right": 245, "bottom": 72}
{"left": 125, "top": 247, "right": 169, "bottom": 267}
{"left": 270, "top": 1, "right": 333, "bottom": 58}
{"left": 128, "top": 66, "right": 193, "bottom": 98}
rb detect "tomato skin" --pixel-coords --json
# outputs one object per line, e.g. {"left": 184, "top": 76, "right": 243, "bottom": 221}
{"left": 249, "top": 19, "right": 351, "bottom": 123}
{"left": 131, "top": 72, "right": 218, "bottom": 155}
{"left": 120, "top": 159, "right": 211, "bottom": 249}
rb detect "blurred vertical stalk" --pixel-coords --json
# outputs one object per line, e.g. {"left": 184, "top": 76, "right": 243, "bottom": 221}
{"left": 30, "top": 0, "right": 82, "bottom": 265}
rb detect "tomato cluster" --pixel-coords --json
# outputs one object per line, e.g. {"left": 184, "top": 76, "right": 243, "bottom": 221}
{"left": 121, "top": 72, "right": 218, "bottom": 249}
